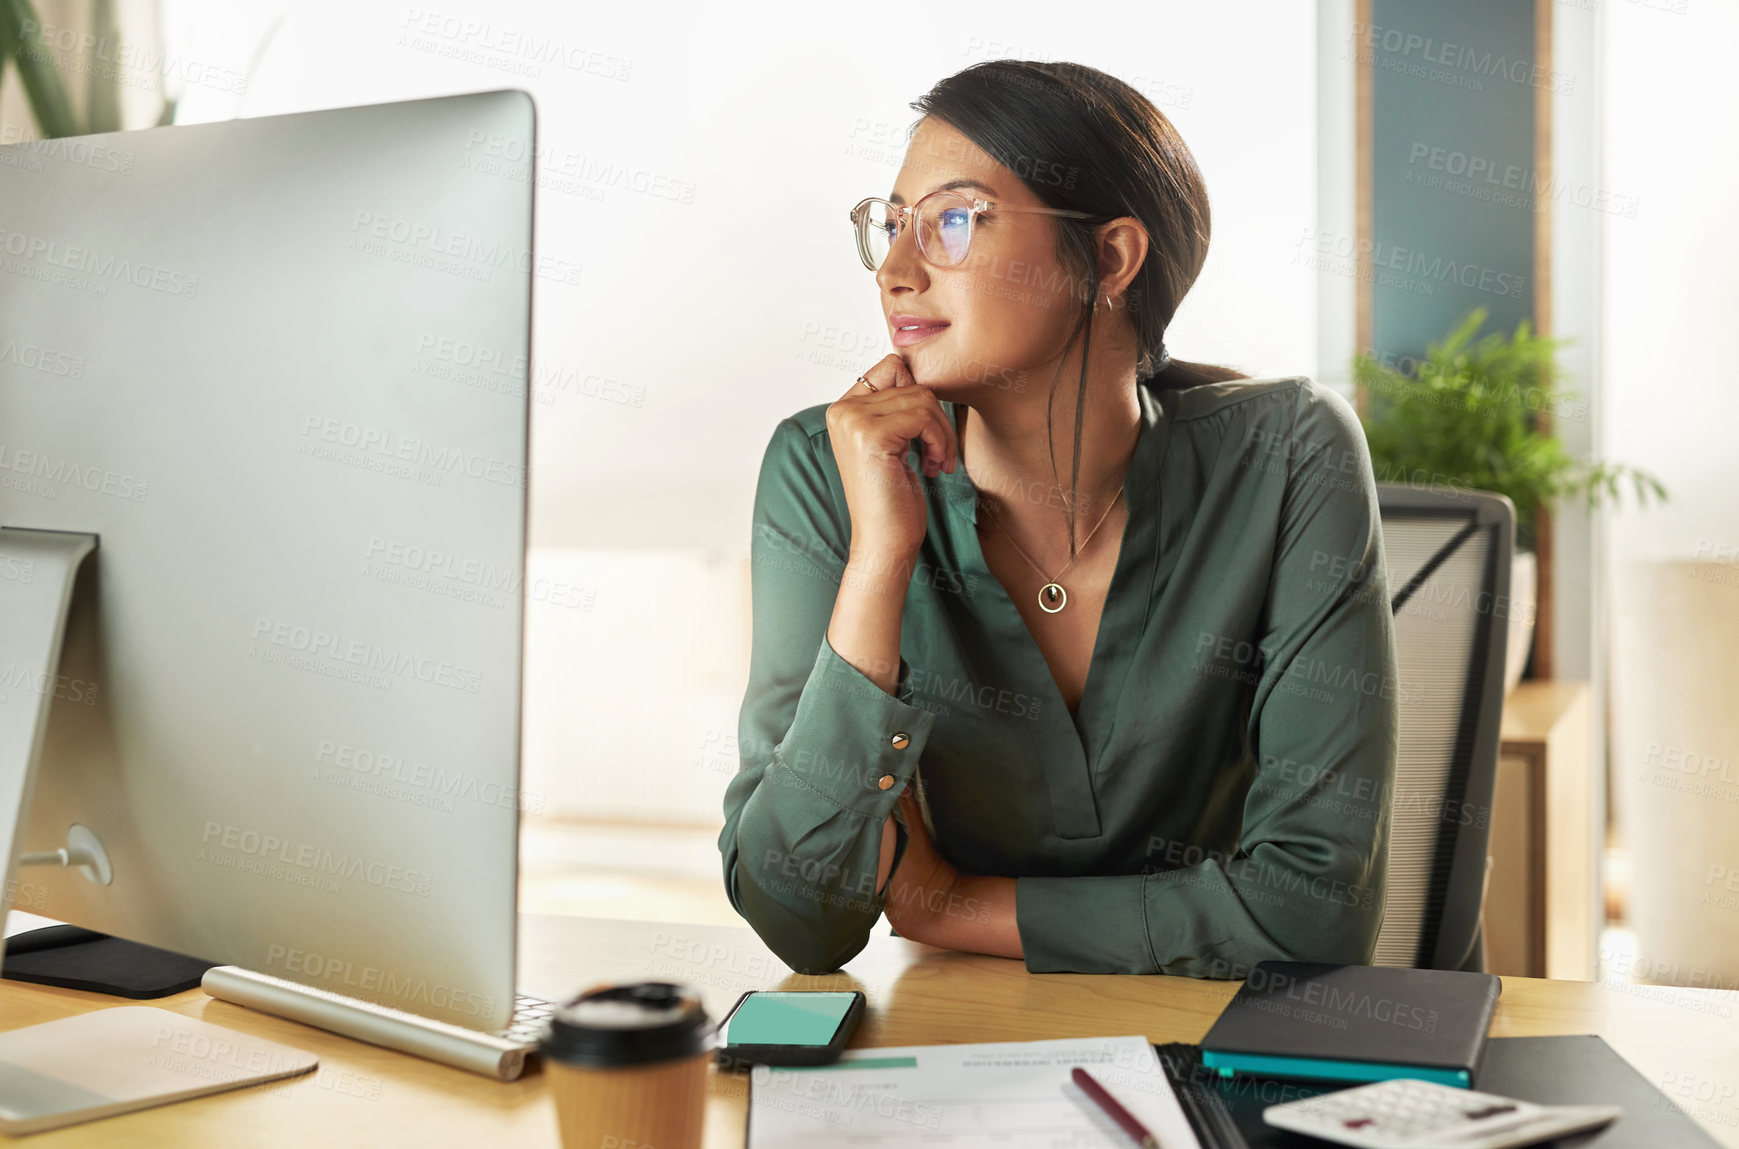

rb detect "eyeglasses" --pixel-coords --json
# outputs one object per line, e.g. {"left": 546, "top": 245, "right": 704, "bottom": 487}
{"left": 848, "top": 189, "right": 1098, "bottom": 272}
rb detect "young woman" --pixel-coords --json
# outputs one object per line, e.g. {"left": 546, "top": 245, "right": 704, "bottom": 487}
{"left": 719, "top": 60, "right": 1398, "bottom": 977}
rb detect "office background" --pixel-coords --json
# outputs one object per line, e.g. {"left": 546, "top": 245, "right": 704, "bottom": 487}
{"left": 4, "top": 0, "right": 1734, "bottom": 981}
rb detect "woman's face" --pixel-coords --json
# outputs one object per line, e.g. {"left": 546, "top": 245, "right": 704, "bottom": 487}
{"left": 877, "top": 117, "right": 1093, "bottom": 397}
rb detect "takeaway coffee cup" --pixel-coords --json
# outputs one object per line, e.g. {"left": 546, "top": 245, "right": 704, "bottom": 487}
{"left": 540, "top": 980, "right": 712, "bottom": 1149}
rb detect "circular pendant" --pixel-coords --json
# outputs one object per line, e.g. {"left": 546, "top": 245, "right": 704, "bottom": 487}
{"left": 1038, "top": 582, "right": 1067, "bottom": 613}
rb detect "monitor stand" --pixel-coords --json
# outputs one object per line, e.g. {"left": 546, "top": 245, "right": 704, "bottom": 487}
{"left": 0, "top": 529, "right": 515, "bottom": 1078}
{"left": 0, "top": 528, "right": 218, "bottom": 996}
{"left": 0, "top": 530, "right": 308, "bottom": 1125}
{"left": 0, "top": 529, "right": 106, "bottom": 965}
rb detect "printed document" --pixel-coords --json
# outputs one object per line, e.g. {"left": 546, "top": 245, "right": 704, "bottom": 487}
{"left": 748, "top": 1033, "right": 1202, "bottom": 1148}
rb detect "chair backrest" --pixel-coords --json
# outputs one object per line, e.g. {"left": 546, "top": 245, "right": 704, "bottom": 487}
{"left": 1371, "top": 484, "right": 1514, "bottom": 971}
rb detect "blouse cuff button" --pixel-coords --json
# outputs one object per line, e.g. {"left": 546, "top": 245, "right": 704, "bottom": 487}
{"left": 890, "top": 732, "right": 910, "bottom": 750}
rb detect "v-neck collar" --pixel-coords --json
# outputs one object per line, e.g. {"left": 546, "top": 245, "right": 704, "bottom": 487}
{"left": 925, "top": 378, "right": 1171, "bottom": 840}
{"left": 934, "top": 377, "right": 1166, "bottom": 524}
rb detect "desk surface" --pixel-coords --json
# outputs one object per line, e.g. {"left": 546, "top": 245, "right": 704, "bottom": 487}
{"left": 5, "top": 915, "right": 1738, "bottom": 1147}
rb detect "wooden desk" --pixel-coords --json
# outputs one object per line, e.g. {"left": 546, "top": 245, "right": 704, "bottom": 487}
{"left": 1489, "top": 679, "right": 1597, "bottom": 979}
{"left": 6, "top": 915, "right": 1739, "bottom": 1147}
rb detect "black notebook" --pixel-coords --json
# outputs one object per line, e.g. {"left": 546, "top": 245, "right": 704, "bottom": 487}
{"left": 1157, "top": 1035, "right": 1723, "bottom": 1148}
{"left": 1198, "top": 961, "right": 1501, "bottom": 1086}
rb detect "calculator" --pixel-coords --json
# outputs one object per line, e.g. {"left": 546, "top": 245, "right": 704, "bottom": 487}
{"left": 1262, "top": 1077, "right": 1621, "bottom": 1148}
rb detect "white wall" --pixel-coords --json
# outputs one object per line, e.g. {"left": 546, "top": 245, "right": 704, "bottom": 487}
{"left": 1538, "top": 0, "right": 1609, "bottom": 958}
{"left": 1602, "top": 1, "right": 1739, "bottom": 562}
{"left": 1600, "top": 0, "right": 1739, "bottom": 982}
{"left": 157, "top": 0, "right": 1323, "bottom": 822}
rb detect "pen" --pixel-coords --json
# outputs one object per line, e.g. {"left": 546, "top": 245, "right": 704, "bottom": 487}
{"left": 1071, "top": 1066, "right": 1161, "bottom": 1149}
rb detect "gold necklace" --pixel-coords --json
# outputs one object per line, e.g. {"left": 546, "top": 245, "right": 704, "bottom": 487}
{"left": 981, "top": 484, "right": 1125, "bottom": 614}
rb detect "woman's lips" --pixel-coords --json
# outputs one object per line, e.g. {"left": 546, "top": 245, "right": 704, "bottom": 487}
{"left": 890, "top": 321, "right": 950, "bottom": 348}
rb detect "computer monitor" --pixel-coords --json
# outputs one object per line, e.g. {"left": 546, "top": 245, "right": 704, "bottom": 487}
{"left": 0, "top": 89, "right": 535, "bottom": 1032}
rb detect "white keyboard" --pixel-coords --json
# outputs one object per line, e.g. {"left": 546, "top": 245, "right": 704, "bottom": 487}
{"left": 500, "top": 991, "right": 559, "bottom": 1044}
{"left": 1263, "top": 1077, "right": 1621, "bottom": 1148}
{"left": 202, "top": 965, "right": 557, "bottom": 1080}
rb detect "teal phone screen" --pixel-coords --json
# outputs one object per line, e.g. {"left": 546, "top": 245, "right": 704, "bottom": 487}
{"left": 723, "top": 991, "right": 856, "bottom": 1046}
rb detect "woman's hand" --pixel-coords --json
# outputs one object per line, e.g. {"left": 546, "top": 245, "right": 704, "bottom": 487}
{"left": 882, "top": 791, "right": 960, "bottom": 937}
{"left": 881, "top": 790, "right": 1023, "bottom": 959}
{"left": 826, "top": 353, "right": 958, "bottom": 564}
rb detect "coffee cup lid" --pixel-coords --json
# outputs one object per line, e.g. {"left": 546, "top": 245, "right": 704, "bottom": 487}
{"left": 540, "top": 981, "right": 712, "bottom": 1067}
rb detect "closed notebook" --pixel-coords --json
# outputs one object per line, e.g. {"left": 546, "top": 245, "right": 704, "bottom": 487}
{"left": 1199, "top": 961, "right": 1501, "bottom": 1087}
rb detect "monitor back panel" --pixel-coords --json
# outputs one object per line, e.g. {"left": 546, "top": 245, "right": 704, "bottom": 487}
{"left": 0, "top": 90, "right": 535, "bottom": 1030}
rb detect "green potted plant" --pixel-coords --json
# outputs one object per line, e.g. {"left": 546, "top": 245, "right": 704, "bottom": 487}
{"left": 1354, "top": 305, "right": 1666, "bottom": 692}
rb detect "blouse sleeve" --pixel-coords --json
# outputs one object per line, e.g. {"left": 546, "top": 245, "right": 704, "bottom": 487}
{"left": 717, "top": 417, "right": 939, "bottom": 974}
{"left": 1014, "top": 383, "right": 1400, "bottom": 976}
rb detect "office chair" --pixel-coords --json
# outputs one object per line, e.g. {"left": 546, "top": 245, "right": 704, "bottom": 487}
{"left": 1369, "top": 485, "right": 1515, "bottom": 972}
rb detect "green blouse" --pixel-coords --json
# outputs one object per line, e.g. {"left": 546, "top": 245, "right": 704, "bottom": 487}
{"left": 719, "top": 375, "right": 1399, "bottom": 977}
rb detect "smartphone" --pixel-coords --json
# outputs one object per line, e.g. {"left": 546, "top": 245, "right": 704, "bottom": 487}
{"left": 714, "top": 989, "right": 866, "bottom": 1068}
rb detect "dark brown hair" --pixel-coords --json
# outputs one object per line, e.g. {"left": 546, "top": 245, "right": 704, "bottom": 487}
{"left": 910, "top": 60, "right": 1247, "bottom": 550}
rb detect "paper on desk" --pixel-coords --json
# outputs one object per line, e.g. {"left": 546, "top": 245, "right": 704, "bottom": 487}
{"left": 748, "top": 1034, "right": 1202, "bottom": 1148}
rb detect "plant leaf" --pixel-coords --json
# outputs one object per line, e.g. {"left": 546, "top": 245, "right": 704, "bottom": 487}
{"left": 1, "top": 0, "right": 82, "bottom": 138}
{"left": 85, "top": 0, "right": 122, "bottom": 133}
{"left": 1355, "top": 305, "right": 1665, "bottom": 536}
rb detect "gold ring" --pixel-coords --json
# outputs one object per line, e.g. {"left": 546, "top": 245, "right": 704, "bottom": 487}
{"left": 857, "top": 375, "right": 879, "bottom": 392}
